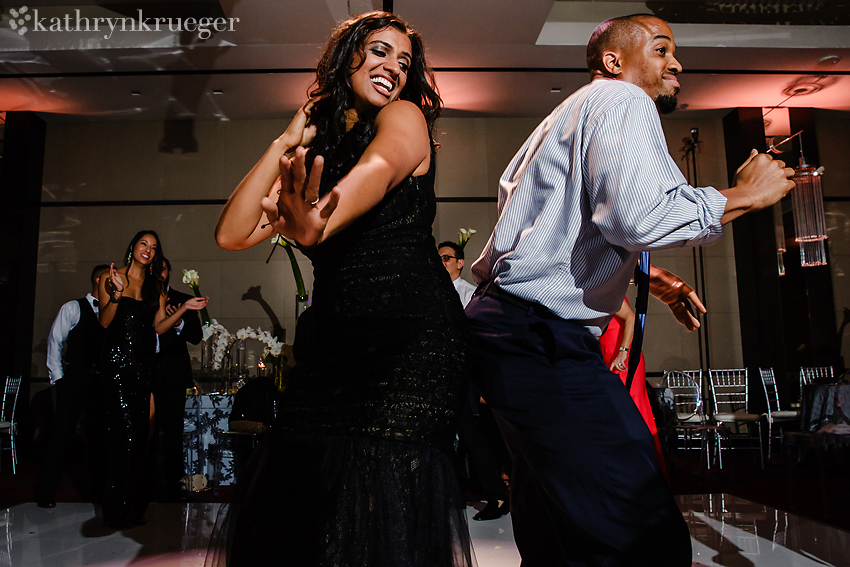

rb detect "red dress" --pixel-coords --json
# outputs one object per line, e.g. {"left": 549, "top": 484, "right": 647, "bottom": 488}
{"left": 599, "top": 298, "right": 667, "bottom": 479}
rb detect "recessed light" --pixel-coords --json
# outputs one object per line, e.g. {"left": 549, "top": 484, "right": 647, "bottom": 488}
{"left": 551, "top": 87, "right": 561, "bottom": 93}
{"left": 131, "top": 91, "right": 141, "bottom": 96}
{"left": 817, "top": 55, "right": 841, "bottom": 66}
{"left": 213, "top": 89, "right": 223, "bottom": 95}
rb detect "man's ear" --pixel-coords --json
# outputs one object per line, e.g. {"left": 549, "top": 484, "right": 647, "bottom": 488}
{"left": 457, "top": 258, "right": 465, "bottom": 271}
{"left": 602, "top": 50, "right": 622, "bottom": 76}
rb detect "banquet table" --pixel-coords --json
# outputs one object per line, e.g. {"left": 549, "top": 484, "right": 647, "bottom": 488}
{"left": 184, "top": 392, "right": 235, "bottom": 486}
{"left": 800, "top": 383, "right": 850, "bottom": 433}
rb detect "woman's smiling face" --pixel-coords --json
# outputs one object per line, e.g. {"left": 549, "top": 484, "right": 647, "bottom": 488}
{"left": 133, "top": 233, "right": 158, "bottom": 265}
{"left": 348, "top": 27, "right": 412, "bottom": 114}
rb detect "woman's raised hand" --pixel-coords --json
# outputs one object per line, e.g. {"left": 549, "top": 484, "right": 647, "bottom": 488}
{"left": 260, "top": 147, "right": 340, "bottom": 247}
{"left": 109, "top": 263, "right": 125, "bottom": 293}
{"left": 183, "top": 296, "right": 209, "bottom": 311}
{"left": 280, "top": 101, "right": 318, "bottom": 153}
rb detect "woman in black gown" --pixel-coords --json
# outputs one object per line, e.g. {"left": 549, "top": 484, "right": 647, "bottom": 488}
{"left": 214, "top": 12, "right": 475, "bottom": 566}
{"left": 98, "top": 230, "right": 208, "bottom": 528}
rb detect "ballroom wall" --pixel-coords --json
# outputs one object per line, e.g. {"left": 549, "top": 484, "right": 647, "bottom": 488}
{"left": 32, "top": 109, "right": 850, "bottom": 388}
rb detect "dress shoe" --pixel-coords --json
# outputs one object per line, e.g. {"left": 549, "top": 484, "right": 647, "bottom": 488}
{"left": 37, "top": 500, "right": 56, "bottom": 509}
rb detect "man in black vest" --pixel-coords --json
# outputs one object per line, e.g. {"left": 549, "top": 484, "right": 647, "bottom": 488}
{"left": 37, "top": 264, "right": 110, "bottom": 508}
{"left": 153, "top": 258, "right": 203, "bottom": 501}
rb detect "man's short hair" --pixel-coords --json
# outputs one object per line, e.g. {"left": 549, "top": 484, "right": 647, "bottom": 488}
{"left": 162, "top": 257, "right": 171, "bottom": 271}
{"left": 91, "top": 264, "right": 109, "bottom": 286}
{"left": 438, "top": 241, "right": 464, "bottom": 261}
{"left": 586, "top": 13, "right": 655, "bottom": 73}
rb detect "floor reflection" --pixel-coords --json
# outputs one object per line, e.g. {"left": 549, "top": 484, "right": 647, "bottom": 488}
{"left": 678, "top": 494, "right": 849, "bottom": 567}
{"left": 1, "top": 495, "right": 848, "bottom": 566}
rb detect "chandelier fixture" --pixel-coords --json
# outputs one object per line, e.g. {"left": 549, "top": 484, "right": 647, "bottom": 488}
{"left": 791, "top": 155, "right": 827, "bottom": 267}
{"left": 768, "top": 129, "right": 828, "bottom": 268}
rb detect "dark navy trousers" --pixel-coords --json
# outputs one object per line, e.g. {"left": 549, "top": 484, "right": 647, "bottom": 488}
{"left": 465, "top": 292, "right": 692, "bottom": 567}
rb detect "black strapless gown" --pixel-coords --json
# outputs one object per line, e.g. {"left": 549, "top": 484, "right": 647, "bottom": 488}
{"left": 100, "top": 297, "right": 157, "bottom": 526}
{"left": 209, "top": 155, "right": 475, "bottom": 566}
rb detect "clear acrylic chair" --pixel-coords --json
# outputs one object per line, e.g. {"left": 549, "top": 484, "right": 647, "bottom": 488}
{"left": 759, "top": 368, "right": 800, "bottom": 459}
{"left": 708, "top": 368, "right": 763, "bottom": 468}
{"left": 0, "top": 377, "right": 23, "bottom": 474}
{"left": 663, "top": 370, "right": 722, "bottom": 468}
{"left": 799, "top": 366, "right": 834, "bottom": 407}
{"left": 800, "top": 366, "right": 833, "bottom": 387}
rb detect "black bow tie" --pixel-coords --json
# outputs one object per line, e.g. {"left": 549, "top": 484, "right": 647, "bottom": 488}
{"left": 92, "top": 299, "right": 99, "bottom": 308}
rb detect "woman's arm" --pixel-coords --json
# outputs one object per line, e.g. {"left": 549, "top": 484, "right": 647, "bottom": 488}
{"left": 215, "top": 104, "right": 316, "bottom": 251}
{"left": 97, "top": 263, "right": 125, "bottom": 329}
{"left": 320, "top": 101, "right": 430, "bottom": 241}
{"left": 608, "top": 299, "right": 635, "bottom": 372}
{"left": 154, "top": 293, "right": 209, "bottom": 335}
{"left": 262, "top": 100, "right": 431, "bottom": 247}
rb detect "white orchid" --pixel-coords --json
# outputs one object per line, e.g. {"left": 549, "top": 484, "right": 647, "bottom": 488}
{"left": 182, "top": 269, "right": 200, "bottom": 286}
{"left": 458, "top": 227, "right": 477, "bottom": 249}
{"left": 207, "top": 322, "right": 288, "bottom": 372}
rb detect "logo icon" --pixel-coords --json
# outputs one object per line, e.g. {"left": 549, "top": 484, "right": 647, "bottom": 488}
{"left": 9, "top": 6, "right": 31, "bottom": 35}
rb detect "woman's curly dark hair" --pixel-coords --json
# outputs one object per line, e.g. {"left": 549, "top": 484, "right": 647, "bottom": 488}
{"left": 306, "top": 11, "right": 442, "bottom": 184}
{"left": 124, "top": 230, "right": 164, "bottom": 309}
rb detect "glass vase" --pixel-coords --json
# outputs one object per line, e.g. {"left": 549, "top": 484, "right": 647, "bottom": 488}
{"left": 200, "top": 338, "right": 214, "bottom": 370}
{"left": 234, "top": 338, "right": 247, "bottom": 379}
{"left": 296, "top": 293, "right": 310, "bottom": 320}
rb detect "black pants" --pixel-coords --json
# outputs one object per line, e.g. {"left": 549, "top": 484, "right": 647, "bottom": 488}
{"left": 457, "top": 393, "right": 508, "bottom": 502}
{"left": 465, "top": 293, "right": 692, "bottom": 567}
{"left": 37, "top": 372, "right": 105, "bottom": 502}
{"left": 152, "top": 384, "right": 186, "bottom": 500}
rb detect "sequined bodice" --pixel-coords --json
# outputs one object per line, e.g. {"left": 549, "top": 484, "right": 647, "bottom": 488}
{"left": 280, "top": 154, "right": 468, "bottom": 447}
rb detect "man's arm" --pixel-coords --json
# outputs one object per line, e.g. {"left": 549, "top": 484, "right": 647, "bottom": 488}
{"left": 585, "top": 94, "right": 791, "bottom": 251}
{"left": 46, "top": 301, "right": 80, "bottom": 384}
{"left": 719, "top": 149, "right": 795, "bottom": 224}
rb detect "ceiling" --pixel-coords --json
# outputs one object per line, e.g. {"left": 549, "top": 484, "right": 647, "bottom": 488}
{"left": 1, "top": 0, "right": 849, "bottom": 122}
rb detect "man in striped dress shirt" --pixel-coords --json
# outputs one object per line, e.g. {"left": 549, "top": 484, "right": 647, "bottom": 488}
{"left": 466, "top": 14, "right": 795, "bottom": 566}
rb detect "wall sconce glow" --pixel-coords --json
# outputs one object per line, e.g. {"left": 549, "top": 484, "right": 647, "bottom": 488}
{"left": 791, "top": 164, "right": 828, "bottom": 267}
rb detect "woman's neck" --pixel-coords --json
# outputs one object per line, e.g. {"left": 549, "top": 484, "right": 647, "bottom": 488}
{"left": 127, "top": 262, "right": 146, "bottom": 282}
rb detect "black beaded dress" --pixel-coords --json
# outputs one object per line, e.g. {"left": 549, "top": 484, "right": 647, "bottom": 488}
{"left": 100, "top": 297, "right": 157, "bottom": 526}
{"left": 209, "top": 141, "right": 475, "bottom": 566}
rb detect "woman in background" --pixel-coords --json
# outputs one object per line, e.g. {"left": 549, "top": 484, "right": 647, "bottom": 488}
{"left": 98, "top": 230, "right": 208, "bottom": 528}
{"left": 599, "top": 297, "right": 665, "bottom": 476}
{"left": 214, "top": 11, "right": 474, "bottom": 566}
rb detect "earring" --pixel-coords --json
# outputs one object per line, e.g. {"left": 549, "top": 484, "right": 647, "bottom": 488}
{"left": 126, "top": 252, "right": 132, "bottom": 265}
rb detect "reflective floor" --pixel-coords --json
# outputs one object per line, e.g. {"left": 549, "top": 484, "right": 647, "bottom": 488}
{"left": 1, "top": 494, "right": 847, "bottom": 566}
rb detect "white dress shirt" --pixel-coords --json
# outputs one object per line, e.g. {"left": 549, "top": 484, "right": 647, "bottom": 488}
{"left": 471, "top": 79, "right": 727, "bottom": 335}
{"left": 46, "top": 293, "right": 98, "bottom": 384}
{"left": 452, "top": 277, "right": 477, "bottom": 309}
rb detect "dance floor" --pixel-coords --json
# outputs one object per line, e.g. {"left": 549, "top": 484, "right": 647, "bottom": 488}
{"left": 2, "top": 494, "right": 848, "bottom": 566}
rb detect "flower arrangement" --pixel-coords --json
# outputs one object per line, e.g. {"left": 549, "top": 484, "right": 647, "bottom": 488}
{"left": 182, "top": 269, "right": 211, "bottom": 327}
{"left": 458, "top": 227, "right": 477, "bottom": 249}
{"left": 206, "top": 321, "right": 285, "bottom": 372}
{"left": 268, "top": 235, "right": 308, "bottom": 300}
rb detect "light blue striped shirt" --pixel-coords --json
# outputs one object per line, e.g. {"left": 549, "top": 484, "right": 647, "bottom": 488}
{"left": 470, "top": 79, "right": 727, "bottom": 335}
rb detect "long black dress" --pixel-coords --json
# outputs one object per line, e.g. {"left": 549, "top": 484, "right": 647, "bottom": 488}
{"left": 211, "top": 145, "right": 475, "bottom": 566}
{"left": 101, "top": 297, "right": 157, "bottom": 526}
